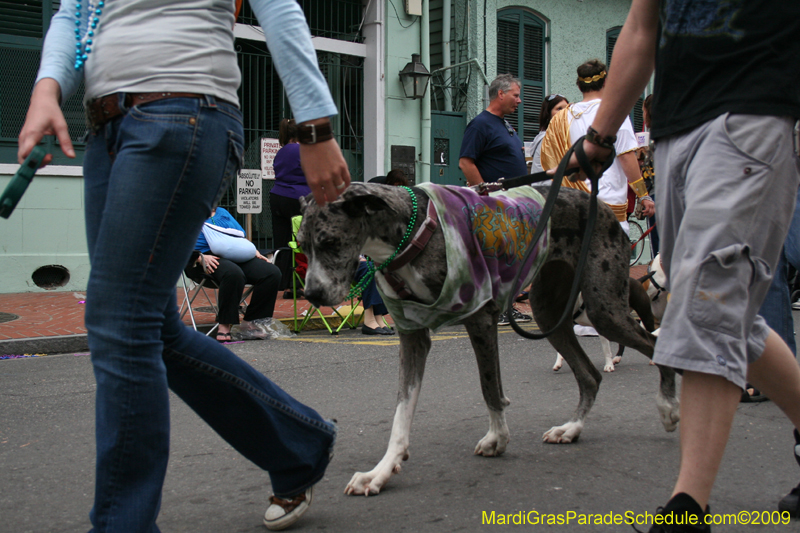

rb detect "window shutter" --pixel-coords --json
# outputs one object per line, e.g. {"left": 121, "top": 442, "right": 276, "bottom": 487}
{"left": 607, "top": 26, "right": 644, "bottom": 131}
{"left": 497, "top": 17, "right": 519, "bottom": 77}
{"left": 606, "top": 27, "right": 620, "bottom": 67}
{"left": 0, "top": 1, "right": 44, "bottom": 39}
{"left": 497, "top": 9, "right": 545, "bottom": 141}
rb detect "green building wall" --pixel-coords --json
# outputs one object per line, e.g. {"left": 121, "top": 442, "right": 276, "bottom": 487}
{"left": 1, "top": 0, "right": 637, "bottom": 294}
{"left": 0, "top": 171, "right": 90, "bottom": 293}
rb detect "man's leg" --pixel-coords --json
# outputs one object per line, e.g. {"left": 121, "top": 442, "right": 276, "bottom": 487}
{"left": 747, "top": 330, "right": 800, "bottom": 429}
{"left": 665, "top": 326, "right": 800, "bottom": 516}
{"left": 671, "top": 372, "right": 742, "bottom": 509}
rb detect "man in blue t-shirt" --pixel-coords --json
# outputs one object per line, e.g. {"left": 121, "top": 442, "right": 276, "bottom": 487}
{"left": 458, "top": 74, "right": 528, "bottom": 185}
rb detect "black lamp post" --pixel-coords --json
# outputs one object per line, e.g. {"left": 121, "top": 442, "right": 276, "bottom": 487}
{"left": 399, "top": 54, "right": 432, "bottom": 99}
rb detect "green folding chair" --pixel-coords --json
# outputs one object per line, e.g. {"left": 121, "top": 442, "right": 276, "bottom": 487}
{"left": 288, "top": 215, "right": 363, "bottom": 334}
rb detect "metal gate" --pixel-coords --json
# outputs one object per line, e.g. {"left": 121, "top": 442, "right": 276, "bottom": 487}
{"left": 217, "top": 42, "right": 364, "bottom": 251}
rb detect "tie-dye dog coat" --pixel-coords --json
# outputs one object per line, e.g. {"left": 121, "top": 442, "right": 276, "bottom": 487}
{"left": 381, "top": 183, "right": 549, "bottom": 333}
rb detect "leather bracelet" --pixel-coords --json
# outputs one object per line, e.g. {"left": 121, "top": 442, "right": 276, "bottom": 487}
{"left": 297, "top": 122, "right": 334, "bottom": 144}
{"left": 585, "top": 126, "right": 616, "bottom": 150}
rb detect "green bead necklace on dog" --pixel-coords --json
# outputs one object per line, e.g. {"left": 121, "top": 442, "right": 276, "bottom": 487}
{"left": 347, "top": 186, "right": 418, "bottom": 299}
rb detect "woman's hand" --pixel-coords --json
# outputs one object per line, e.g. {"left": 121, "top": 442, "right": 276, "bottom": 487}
{"left": 18, "top": 78, "right": 75, "bottom": 166}
{"left": 201, "top": 254, "right": 220, "bottom": 274}
{"left": 298, "top": 119, "right": 351, "bottom": 206}
{"left": 255, "top": 251, "right": 270, "bottom": 262}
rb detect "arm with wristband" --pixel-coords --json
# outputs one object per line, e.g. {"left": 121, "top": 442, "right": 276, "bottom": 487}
{"left": 250, "top": 0, "right": 350, "bottom": 205}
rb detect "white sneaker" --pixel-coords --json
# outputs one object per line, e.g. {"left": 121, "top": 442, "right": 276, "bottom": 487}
{"left": 793, "top": 301, "right": 800, "bottom": 311}
{"left": 264, "top": 486, "right": 313, "bottom": 531}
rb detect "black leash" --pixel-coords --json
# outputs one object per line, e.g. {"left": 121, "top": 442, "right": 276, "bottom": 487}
{"left": 497, "top": 136, "right": 614, "bottom": 340}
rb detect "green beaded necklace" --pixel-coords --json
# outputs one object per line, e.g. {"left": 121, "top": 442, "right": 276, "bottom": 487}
{"left": 348, "top": 186, "right": 418, "bottom": 299}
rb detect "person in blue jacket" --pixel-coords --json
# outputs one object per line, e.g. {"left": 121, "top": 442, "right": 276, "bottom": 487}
{"left": 191, "top": 207, "right": 280, "bottom": 343}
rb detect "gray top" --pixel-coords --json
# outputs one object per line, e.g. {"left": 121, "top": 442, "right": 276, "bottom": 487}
{"left": 37, "top": 0, "right": 338, "bottom": 123}
{"left": 86, "top": 0, "right": 241, "bottom": 104}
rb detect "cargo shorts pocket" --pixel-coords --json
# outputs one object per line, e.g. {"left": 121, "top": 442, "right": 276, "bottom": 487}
{"left": 688, "top": 244, "right": 770, "bottom": 338}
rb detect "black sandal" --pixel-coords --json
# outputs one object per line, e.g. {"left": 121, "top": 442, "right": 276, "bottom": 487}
{"left": 741, "top": 384, "right": 768, "bottom": 403}
{"left": 216, "top": 332, "right": 232, "bottom": 343}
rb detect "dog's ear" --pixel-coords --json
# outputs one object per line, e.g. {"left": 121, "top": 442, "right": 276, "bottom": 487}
{"left": 340, "top": 191, "right": 391, "bottom": 218}
{"left": 299, "top": 194, "right": 309, "bottom": 213}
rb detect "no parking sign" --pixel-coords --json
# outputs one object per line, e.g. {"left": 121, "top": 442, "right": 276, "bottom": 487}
{"left": 237, "top": 169, "right": 262, "bottom": 214}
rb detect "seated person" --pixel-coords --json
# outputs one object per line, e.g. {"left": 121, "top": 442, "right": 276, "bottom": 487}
{"left": 355, "top": 259, "right": 394, "bottom": 336}
{"left": 369, "top": 168, "right": 410, "bottom": 187}
{"left": 190, "top": 207, "right": 281, "bottom": 342}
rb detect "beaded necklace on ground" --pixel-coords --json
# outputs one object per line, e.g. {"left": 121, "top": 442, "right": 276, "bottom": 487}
{"left": 347, "top": 186, "right": 418, "bottom": 299}
{"left": 75, "top": 0, "right": 106, "bottom": 70}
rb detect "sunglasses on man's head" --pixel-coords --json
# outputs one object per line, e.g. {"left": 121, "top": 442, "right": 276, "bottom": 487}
{"left": 547, "top": 94, "right": 565, "bottom": 101}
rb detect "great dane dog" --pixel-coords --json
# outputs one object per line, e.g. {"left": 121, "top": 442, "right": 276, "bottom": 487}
{"left": 298, "top": 182, "right": 679, "bottom": 496}
{"left": 553, "top": 276, "right": 655, "bottom": 373}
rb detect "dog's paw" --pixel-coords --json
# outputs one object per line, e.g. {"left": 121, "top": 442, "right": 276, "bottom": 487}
{"left": 656, "top": 394, "right": 680, "bottom": 432}
{"left": 603, "top": 362, "right": 615, "bottom": 373}
{"left": 542, "top": 421, "right": 583, "bottom": 444}
{"left": 474, "top": 431, "right": 509, "bottom": 457}
{"left": 553, "top": 354, "right": 564, "bottom": 371}
{"left": 612, "top": 356, "right": 622, "bottom": 365}
{"left": 344, "top": 471, "right": 388, "bottom": 497}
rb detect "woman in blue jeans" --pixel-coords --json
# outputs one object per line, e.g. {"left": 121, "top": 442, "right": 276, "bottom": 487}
{"left": 17, "top": 0, "right": 350, "bottom": 530}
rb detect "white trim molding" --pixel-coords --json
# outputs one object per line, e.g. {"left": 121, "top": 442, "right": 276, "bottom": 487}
{"left": 0, "top": 164, "right": 83, "bottom": 177}
{"left": 234, "top": 24, "right": 367, "bottom": 57}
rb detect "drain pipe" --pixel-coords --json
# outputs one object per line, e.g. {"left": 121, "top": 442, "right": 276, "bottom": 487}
{"left": 442, "top": 0, "right": 452, "bottom": 112}
{"left": 420, "top": 0, "right": 431, "bottom": 183}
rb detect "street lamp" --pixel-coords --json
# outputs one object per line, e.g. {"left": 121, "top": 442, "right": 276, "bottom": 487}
{"left": 399, "top": 54, "right": 431, "bottom": 100}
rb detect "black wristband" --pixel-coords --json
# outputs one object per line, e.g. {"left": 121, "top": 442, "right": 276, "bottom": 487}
{"left": 585, "top": 126, "right": 616, "bottom": 150}
{"left": 297, "top": 122, "right": 334, "bottom": 145}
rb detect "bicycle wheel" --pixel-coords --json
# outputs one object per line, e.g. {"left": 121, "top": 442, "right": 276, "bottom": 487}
{"left": 628, "top": 220, "right": 644, "bottom": 265}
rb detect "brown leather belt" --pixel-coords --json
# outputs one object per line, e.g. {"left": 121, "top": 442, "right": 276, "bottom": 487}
{"left": 86, "top": 92, "right": 235, "bottom": 130}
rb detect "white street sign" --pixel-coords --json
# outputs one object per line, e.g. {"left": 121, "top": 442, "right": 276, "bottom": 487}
{"left": 237, "top": 169, "right": 262, "bottom": 214}
{"left": 260, "top": 138, "right": 281, "bottom": 180}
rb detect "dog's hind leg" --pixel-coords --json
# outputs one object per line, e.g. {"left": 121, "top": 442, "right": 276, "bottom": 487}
{"left": 532, "top": 261, "right": 603, "bottom": 444}
{"left": 462, "top": 303, "right": 511, "bottom": 456}
{"left": 583, "top": 267, "right": 680, "bottom": 433}
{"left": 655, "top": 365, "right": 680, "bottom": 432}
{"left": 344, "top": 328, "right": 431, "bottom": 496}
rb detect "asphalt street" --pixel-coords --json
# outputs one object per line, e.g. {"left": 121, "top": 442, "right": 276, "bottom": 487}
{"left": 1, "top": 323, "right": 798, "bottom": 532}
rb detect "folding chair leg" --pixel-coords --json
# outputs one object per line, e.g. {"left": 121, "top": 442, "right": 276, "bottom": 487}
{"left": 333, "top": 297, "right": 364, "bottom": 333}
{"left": 180, "top": 274, "right": 199, "bottom": 331}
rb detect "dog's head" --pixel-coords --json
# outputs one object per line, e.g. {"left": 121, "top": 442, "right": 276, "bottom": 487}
{"left": 297, "top": 182, "right": 408, "bottom": 307}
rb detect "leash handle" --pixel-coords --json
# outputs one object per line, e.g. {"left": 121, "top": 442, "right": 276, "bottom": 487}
{"left": 506, "top": 136, "right": 615, "bottom": 340}
{"left": 630, "top": 222, "right": 656, "bottom": 250}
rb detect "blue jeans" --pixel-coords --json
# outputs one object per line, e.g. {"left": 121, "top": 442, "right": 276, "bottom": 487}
{"left": 83, "top": 95, "right": 335, "bottom": 532}
{"left": 759, "top": 251, "right": 796, "bottom": 355}
{"left": 758, "top": 184, "right": 800, "bottom": 357}
{"left": 356, "top": 261, "right": 388, "bottom": 315}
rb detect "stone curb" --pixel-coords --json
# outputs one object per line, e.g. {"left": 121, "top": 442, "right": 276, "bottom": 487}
{"left": 0, "top": 313, "right": 363, "bottom": 356}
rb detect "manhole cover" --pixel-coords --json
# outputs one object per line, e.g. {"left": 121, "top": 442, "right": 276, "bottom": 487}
{"left": 0, "top": 312, "right": 20, "bottom": 324}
